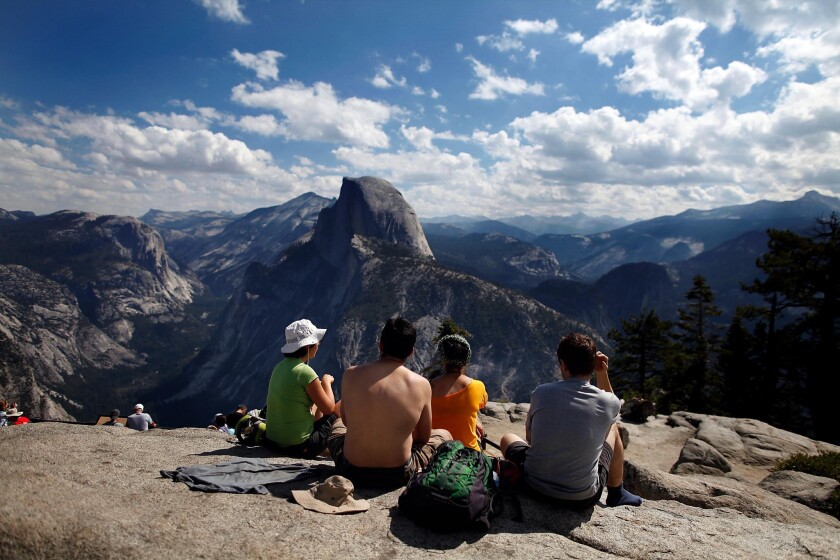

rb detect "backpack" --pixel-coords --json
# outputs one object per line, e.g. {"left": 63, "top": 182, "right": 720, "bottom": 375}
{"left": 234, "top": 414, "right": 266, "bottom": 446}
{"left": 398, "top": 440, "right": 498, "bottom": 531}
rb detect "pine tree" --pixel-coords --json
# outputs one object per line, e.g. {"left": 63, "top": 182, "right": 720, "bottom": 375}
{"left": 608, "top": 309, "right": 672, "bottom": 399}
{"left": 744, "top": 213, "right": 840, "bottom": 441}
{"left": 668, "top": 275, "right": 722, "bottom": 412}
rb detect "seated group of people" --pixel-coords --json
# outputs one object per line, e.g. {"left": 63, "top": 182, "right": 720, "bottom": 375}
{"left": 263, "top": 316, "right": 642, "bottom": 509}
{"left": 0, "top": 400, "right": 29, "bottom": 426}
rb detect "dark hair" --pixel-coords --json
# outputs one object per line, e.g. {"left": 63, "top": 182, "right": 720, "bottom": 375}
{"left": 380, "top": 316, "right": 416, "bottom": 360}
{"left": 283, "top": 344, "right": 316, "bottom": 359}
{"left": 110, "top": 408, "right": 120, "bottom": 418}
{"left": 213, "top": 413, "right": 227, "bottom": 428}
{"left": 438, "top": 335, "right": 471, "bottom": 372}
{"left": 556, "top": 333, "right": 597, "bottom": 377}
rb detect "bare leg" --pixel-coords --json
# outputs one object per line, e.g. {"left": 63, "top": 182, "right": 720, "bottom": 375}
{"left": 500, "top": 433, "right": 525, "bottom": 457}
{"left": 606, "top": 423, "right": 624, "bottom": 487}
{"left": 604, "top": 423, "right": 642, "bottom": 507}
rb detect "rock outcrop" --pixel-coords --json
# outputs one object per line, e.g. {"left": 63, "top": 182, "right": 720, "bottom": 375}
{"left": 2, "top": 410, "right": 838, "bottom": 560}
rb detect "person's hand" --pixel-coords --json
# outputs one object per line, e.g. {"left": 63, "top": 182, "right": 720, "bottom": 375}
{"left": 595, "top": 351, "right": 609, "bottom": 373}
{"left": 322, "top": 374, "right": 334, "bottom": 384}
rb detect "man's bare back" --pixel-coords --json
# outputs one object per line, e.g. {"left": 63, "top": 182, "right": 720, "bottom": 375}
{"left": 340, "top": 357, "right": 432, "bottom": 468}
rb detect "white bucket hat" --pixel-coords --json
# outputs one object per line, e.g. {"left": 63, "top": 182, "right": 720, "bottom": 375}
{"left": 291, "top": 475, "right": 369, "bottom": 514}
{"left": 281, "top": 319, "right": 326, "bottom": 353}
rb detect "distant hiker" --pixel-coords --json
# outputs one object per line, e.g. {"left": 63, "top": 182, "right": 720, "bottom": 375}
{"left": 500, "top": 333, "right": 643, "bottom": 509}
{"left": 265, "top": 319, "right": 338, "bottom": 458}
{"left": 327, "top": 316, "right": 452, "bottom": 488}
{"left": 225, "top": 404, "right": 248, "bottom": 432}
{"left": 0, "top": 411, "right": 7, "bottom": 427}
{"left": 126, "top": 403, "right": 156, "bottom": 431}
{"left": 429, "top": 334, "right": 488, "bottom": 451}
{"left": 102, "top": 409, "right": 124, "bottom": 427}
{"left": 5, "top": 407, "right": 30, "bottom": 426}
{"left": 207, "top": 413, "right": 230, "bottom": 434}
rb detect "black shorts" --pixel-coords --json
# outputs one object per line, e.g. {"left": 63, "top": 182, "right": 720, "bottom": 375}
{"left": 266, "top": 413, "right": 338, "bottom": 459}
{"left": 505, "top": 440, "right": 613, "bottom": 510}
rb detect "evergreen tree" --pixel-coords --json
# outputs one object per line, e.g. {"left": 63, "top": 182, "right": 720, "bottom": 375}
{"left": 668, "top": 275, "right": 722, "bottom": 412}
{"left": 608, "top": 309, "right": 672, "bottom": 399}
{"left": 434, "top": 317, "right": 471, "bottom": 342}
{"left": 717, "top": 315, "right": 762, "bottom": 419}
{"left": 744, "top": 213, "right": 840, "bottom": 442}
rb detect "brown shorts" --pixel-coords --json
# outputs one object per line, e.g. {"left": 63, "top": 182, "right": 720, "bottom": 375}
{"left": 326, "top": 418, "right": 447, "bottom": 489}
{"left": 505, "top": 440, "right": 613, "bottom": 510}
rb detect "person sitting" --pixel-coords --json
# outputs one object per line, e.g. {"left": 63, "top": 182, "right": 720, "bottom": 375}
{"left": 126, "top": 403, "right": 156, "bottom": 431}
{"left": 102, "top": 409, "right": 124, "bottom": 426}
{"left": 429, "top": 334, "right": 488, "bottom": 451}
{"left": 225, "top": 404, "right": 248, "bottom": 433}
{"left": 327, "top": 316, "right": 452, "bottom": 489}
{"left": 265, "top": 319, "right": 338, "bottom": 459}
{"left": 5, "top": 407, "right": 30, "bottom": 425}
{"left": 500, "top": 333, "right": 642, "bottom": 509}
{"left": 207, "top": 413, "right": 230, "bottom": 433}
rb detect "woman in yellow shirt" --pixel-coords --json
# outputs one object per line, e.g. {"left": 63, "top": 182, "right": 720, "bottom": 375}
{"left": 429, "top": 334, "right": 488, "bottom": 451}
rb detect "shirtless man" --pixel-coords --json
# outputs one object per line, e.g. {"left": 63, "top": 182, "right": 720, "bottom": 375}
{"left": 327, "top": 316, "right": 451, "bottom": 488}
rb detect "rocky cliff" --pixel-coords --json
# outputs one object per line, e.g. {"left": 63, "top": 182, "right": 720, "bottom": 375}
{"left": 142, "top": 194, "right": 332, "bottom": 297}
{"left": 165, "top": 177, "right": 589, "bottom": 424}
{"left": 0, "top": 210, "right": 207, "bottom": 420}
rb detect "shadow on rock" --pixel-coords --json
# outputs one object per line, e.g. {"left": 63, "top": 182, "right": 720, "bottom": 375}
{"left": 387, "top": 492, "right": 593, "bottom": 550}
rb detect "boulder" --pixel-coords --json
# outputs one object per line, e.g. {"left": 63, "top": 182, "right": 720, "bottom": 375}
{"left": 759, "top": 470, "right": 840, "bottom": 515}
{"left": 3, "top": 414, "right": 840, "bottom": 559}
{"left": 621, "top": 398, "right": 656, "bottom": 422}
{"left": 671, "top": 438, "right": 732, "bottom": 473}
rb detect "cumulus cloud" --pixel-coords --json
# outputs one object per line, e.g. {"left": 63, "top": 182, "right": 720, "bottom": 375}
{"left": 565, "top": 31, "right": 585, "bottom": 45}
{"left": 231, "top": 49, "right": 285, "bottom": 81}
{"left": 400, "top": 125, "right": 468, "bottom": 151}
{"left": 0, "top": 107, "right": 319, "bottom": 216}
{"left": 582, "top": 17, "right": 766, "bottom": 111}
{"left": 413, "top": 53, "right": 432, "bottom": 73}
{"left": 504, "top": 18, "right": 559, "bottom": 35}
{"left": 477, "top": 32, "right": 524, "bottom": 53}
{"left": 466, "top": 57, "right": 545, "bottom": 100}
{"left": 370, "top": 65, "right": 407, "bottom": 89}
{"left": 663, "top": 1, "right": 840, "bottom": 76}
{"left": 193, "top": 0, "right": 249, "bottom": 24}
{"left": 231, "top": 81, "right": 395, "bottom": 148}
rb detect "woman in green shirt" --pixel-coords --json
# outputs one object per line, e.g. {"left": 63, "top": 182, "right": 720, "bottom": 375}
{"left": 265, "top": 319, "right": 338, "bottom": 458}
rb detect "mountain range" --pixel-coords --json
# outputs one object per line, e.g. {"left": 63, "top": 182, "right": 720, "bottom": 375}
{"left": 1, "top": 182, "right": 838, "bottom": 425}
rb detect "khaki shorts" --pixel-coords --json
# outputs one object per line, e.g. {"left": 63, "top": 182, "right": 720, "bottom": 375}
{"left": 327, "top": 418, "right": 447, "bottom": 489}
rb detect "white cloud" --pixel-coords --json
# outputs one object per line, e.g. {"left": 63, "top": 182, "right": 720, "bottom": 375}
{"left": 565, "top": 31, "right": 585, "bottom": 45}
{"left": 400, "top": 125, "right": 468, "bottom": 151}
{"left": 582, "top": 17, "right": 766, "bottom": 111}
{"left": 477, "top": 32, "right": 524, "bottom": 53}
{"left": 231, "top": 81, "right": 395, "bottom": 148}
{"left": 231, "top": 114, "right": 284, "bottom": 136}
{"left": 414, "top": 54, "right": 432, "bottom": 73}
{"left": 504, "top": 18, "right": 559, "bottom": 35}
{"left": 527, "top": 49, "right": 540, "bottom": 63}
{"left": 231, "top": 49, "right": 285, "bottom": 81}
{"left": 0, "top": 96, "right": 18, "bottom": 109}
{"left": 0, "top": 107, "right": 319, "bottom": 216}
{"left": 667, "top": 0, "right": 840, "bottom": 76}
{"left": 193, "top": 0, "right": 249, "bottom": 24}
{"left": 430, "top": 89, "right": 441, "bottom": 99}
{"left": 370, "top": 65, "right": 407, "bottom": 89}
{"left": 138, "top": 112, "right": 210, "bottom": 131}
{"left": 411, "top": 86, "right": 425, "bottom": 96}
{"left": 455, "top": 43, "right": 464, "bottom": 53}
{"left": 466, "top": 57, "right": 545, "bottom": 100}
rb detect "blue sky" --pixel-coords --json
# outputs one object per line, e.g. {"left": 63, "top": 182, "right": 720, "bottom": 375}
{"left": 1, "top": 0, "right": 838, "bottom": 220}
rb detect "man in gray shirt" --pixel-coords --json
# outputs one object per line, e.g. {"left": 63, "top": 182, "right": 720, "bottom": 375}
{"left": 126, "top": 403, "right": 156, "bottom": 431}
{"left": 501, "top": 333, "right": 642, "bottom": 508}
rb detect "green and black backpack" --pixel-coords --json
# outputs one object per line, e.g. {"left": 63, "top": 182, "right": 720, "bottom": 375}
{"left": 234, "top": 413, "right": 266, "bottom": 446}
{"left": 398, "top": 440, "right": 498, "bottom": 531}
